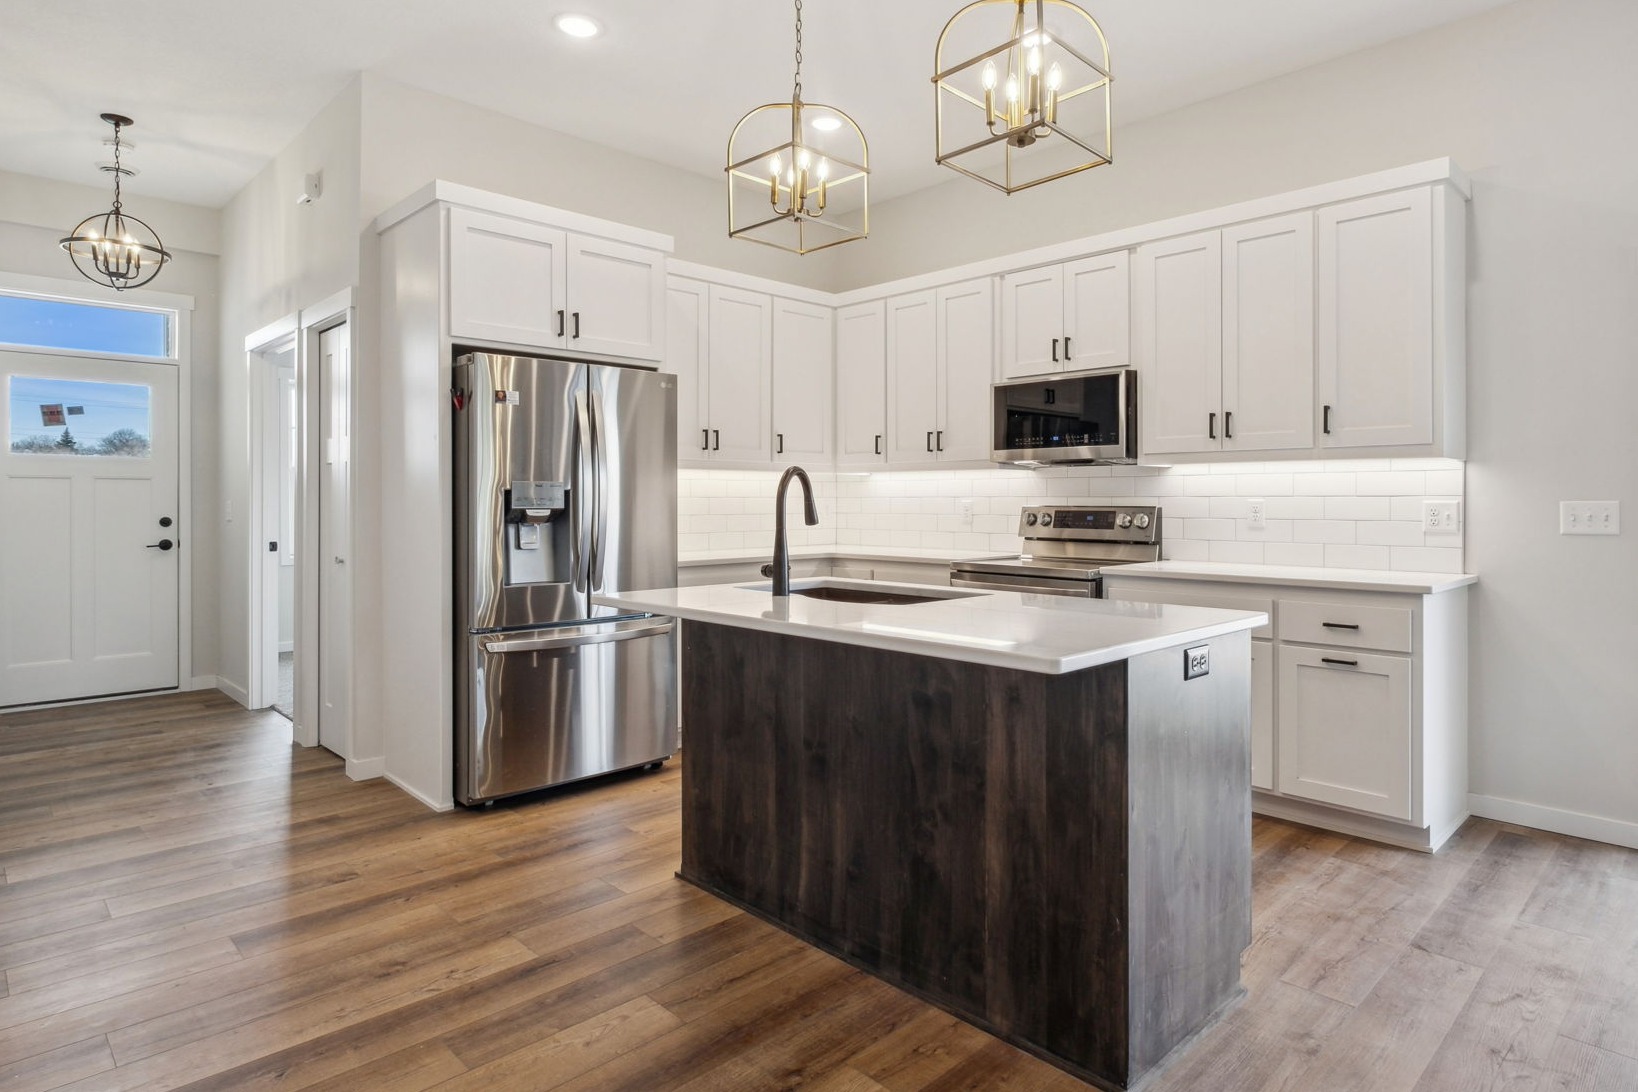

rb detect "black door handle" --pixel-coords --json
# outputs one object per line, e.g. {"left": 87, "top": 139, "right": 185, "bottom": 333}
{"left": 701, "top": 428, "right": 710, "bottom": 451}
{"left": 936, "top": 431, "right": 944, "bottom": 452}
{"left": 147, "top": 539, "right": 174, "bottom": 551}
{"left": 1208, "top": 412, "right": 1217, "bottom": 440}
{"left": 572, "top": 312, "right": 581, "bottom": 339}
{"left": 1063, "top": 336, "right": 1072, "bottom": 360}
{"left": 1323, "top": 404, "right": 1332, "bottom": 434}
{"left": 776, "top": 433, "right": 784, "bottom": 455}
{"left": 556, "top": 310, "right": 566, "bottom": 337}
{"left": 927, "top": 431, "right": 933, "bottom": 452}
{"left": 1051, "top": 337, "right": 1059, "bottom": 362}
{"left": 712, "top": 429, "right": 719, "bottom": 451}
{"left": 874, "top": 434, "right": 881, "bottom": 455}
{"left": 1224, "top": 410, "right": 1233, "bottom": 439}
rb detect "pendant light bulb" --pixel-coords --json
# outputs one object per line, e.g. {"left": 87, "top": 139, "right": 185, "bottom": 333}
{"left": 1005, "top": 75, "right": 1020, "bottom": 102}
{"left": 982, "top": 61, "right": 997, "bottom": 90}
{"left": 1028, "top": 47, "right": 1042, "bottom": 75}
{"left": 770, "top": 154, "right": 782, "bottom": 177}
{"left": 817, "top": 158, "right": 830, "bottom": 180}
{"left": 1047, "top": 62, "right": 1063, "bottom": 90}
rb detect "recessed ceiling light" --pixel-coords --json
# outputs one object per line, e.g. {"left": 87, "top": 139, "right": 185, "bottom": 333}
{"left": 554, "top": 13, "right": 602, "bottom": 39}
{"left": 810, "top": 116, "right": 843, "bottom": 132}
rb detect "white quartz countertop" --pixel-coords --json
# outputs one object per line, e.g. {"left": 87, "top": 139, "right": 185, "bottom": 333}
{"left": 678, "top": 545, "right": 973, "bottom": 567}
{"left": 594, "top": 579, "right": 1266, "bottom": 675}
{"left": 1104, "top": 561, "right": 1478, "bottom": 594}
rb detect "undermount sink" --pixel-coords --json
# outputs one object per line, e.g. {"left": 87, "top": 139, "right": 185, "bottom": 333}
{"left": 739, "top": 578, "right": 984, "bottom": 606}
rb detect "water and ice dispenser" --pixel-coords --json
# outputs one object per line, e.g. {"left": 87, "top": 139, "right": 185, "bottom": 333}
{"left": 505, "top": 479, "right": 569, "bottom": 585}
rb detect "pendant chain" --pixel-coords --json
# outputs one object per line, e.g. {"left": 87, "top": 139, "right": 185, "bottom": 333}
{"left": 111, "top": 120, "right": 124, "bottom": 212}
{"left": 792, "top": 0, "right": 803, "bottom": 103}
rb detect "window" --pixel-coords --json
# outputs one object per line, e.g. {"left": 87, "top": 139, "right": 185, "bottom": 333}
{"left": 7, "top": 376, "right": 152, "bottom": 457}
{"left": 0, "top": 292, "right": 172, "bottom": 359}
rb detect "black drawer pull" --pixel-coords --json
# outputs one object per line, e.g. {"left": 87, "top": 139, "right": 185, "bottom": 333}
{"left": 1321, "top": 657, "right": 1359, "bottom": 667}
{"left": 1321, "top": 622, "right": 1361, "bottom": 630}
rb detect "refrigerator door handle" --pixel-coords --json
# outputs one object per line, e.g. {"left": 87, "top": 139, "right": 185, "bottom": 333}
{"left": 483, "top": 619, "right": 674, "bottom": 655}
{"left": 574, "top": 389, "right": 595, "bottom": 592}
{"left": 590, "top": 388, "right": 610, "bottom": 590}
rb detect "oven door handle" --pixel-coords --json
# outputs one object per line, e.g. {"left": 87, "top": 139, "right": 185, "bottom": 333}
{"left": 949, "top": 573, "right": 1095, "bottom": 597}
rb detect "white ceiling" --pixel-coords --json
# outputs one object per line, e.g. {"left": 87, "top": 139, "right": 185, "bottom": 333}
{"left": 0, "top": 0, "right": 1518, "bottom": 210}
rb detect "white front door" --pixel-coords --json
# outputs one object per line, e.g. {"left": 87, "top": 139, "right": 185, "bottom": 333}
{"left": 1, "top": 353, "right": 179, "bottom": 705}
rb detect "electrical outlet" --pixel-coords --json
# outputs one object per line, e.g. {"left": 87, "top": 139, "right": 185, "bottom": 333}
{"left": 1184, "top": 645, "right": 1210, "bottom": 680}
{"left": 1423, "top": 501, "right": 1461, "bottom": 534}
{"left": 957, "top": 497, "right": 975, "bottom": 527}
{"left": 1246, "top": 499, "right": 1265, "bottom": 531}
{"left": 1560, "top": 501, "right": 1621, "bottom": 535}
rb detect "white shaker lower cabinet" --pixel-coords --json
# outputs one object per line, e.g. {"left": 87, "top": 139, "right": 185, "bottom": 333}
{"left": 1102, "top": 573, "right": 1469, "bottom": 851}
{"left": 1277, "top": 646, "right": 1412, "bottom": 820}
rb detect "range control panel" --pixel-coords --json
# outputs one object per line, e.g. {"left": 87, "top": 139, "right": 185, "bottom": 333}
{"left": 1018, "top": 505, "right": 1161, "bottom": 545}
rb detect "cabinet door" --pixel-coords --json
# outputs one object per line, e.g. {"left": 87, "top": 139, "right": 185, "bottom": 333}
{"left": 1063, "top": 251, "right": 1130, "bottom": 371}
{"left": 448, "top": 208, "right": 567, "bottom": 348}
{"left": 771, "top": 298, "right": 833, "bottom": 464}
{"left": 666, "top": 278, "right": 711, "bottom": 461}
{"left": 1317, "top": 188, "right": 1434, "bottom": 449}
{"left": 936, "top": 278, "right": 996, "bottom": 462}
{"left": 1251, "top": 639, "right": 1274, "bottom": 792}
{"left": 565, "top": 236, "right": 665, "bottom": 361}
{"left": 1277, "top": 645, "right": 1413, "bottom": 820}
{"left": 1135, "top": 231, "right": 1222, "bottom": 455}
{"left": 1222, "top": 214, "right": 1314, "bottom": 453}
{"left": 705, "top": 285, "right": 772, "bottom": 463}
{"left": 835, "top": 301, "right": 887, "bottom": 466}
{"left": 999, "top": 266, "right": 1064, "bottom": 379}
{"left": 885, "top": 291, "right": 941, "bottom": 465}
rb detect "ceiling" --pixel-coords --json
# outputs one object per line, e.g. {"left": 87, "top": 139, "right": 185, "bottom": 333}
{"left": 0, "top": 0, "right": 1518, "bottom": 210}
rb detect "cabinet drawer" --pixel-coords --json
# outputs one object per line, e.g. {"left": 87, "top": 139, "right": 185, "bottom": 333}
{"left": 1280, "top": 599, "right": 1412, "bottom": 653}
{"left": 1105, "top": 582, "right": 1274, "bottom": 639}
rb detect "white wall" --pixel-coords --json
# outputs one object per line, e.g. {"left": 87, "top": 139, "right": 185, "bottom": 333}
{"left": 216, "top": 79, "right": 362, "bottom": 701}
{"left": 821, "top": 0, "right": 1638, "bottom": 840}
{"left": 0, "top": 182, "right": 222, "bottom": 686}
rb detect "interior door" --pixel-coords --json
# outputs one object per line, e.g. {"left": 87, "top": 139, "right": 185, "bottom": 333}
{"left": 1, "top": 353, "right": 179, "bottom": 705}
{"left": 317, "top": 325, "right": 352, "bottom": 754}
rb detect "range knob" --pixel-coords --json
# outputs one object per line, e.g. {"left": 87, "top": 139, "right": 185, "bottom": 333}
{"left": 1117, "top": 513, "right": 1134, "bottom": 529}
{"left": 1134, "top": 513, "right": 1151, "bottom": 529}
{"left": 1024, "top": 512, "right": 1039, "bottom": 526}
{"left": 1039, "top": 513, "right": 1053, "bottom": 527}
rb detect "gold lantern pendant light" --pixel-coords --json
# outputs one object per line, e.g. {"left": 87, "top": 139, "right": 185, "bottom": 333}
{"left": 933, "top": 0, "right": 1112, "bottom": 194}
{"left": 726, "top": 0, "right": 869, "bottom": 255}
{"left": 59, "top": 114, "right": 172, "bottom": 290}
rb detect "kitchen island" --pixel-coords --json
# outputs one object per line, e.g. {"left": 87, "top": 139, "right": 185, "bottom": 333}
{"left": 594, "top": 580, "right": 1268, "bottom": 1090}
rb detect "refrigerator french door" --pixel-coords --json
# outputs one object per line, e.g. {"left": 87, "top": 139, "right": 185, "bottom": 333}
{"left": 454, "top": 352, "right": 678, "bottom": 804}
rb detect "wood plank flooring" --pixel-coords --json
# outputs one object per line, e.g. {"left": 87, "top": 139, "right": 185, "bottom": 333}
{"left": 0, "top": 690, "right": 1635, "bottom": 1091}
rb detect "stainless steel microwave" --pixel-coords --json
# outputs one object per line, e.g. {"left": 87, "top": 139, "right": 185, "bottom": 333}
{"left": 992, "top": 366, "right": 1138, "bottom": 465}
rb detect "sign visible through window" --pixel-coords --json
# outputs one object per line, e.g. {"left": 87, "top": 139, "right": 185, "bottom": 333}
{"left": 7, "top": 376, "right": 152, "bottom": 457}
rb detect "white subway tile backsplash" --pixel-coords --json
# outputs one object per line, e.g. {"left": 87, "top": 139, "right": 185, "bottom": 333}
{"left": 681, "top": 458, "right": 1467, "bottom": 574}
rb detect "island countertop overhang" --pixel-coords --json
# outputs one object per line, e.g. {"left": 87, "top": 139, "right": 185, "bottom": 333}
{"left": 594, "top": 579, "right": 1267, "bottom": 675}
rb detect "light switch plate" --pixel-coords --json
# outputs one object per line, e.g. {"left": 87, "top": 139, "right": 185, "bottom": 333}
{"left": 1184, "top": 645, "right": 1210, "bottom": 680}
{"left": 1423, "top": 501, "right": 1461, "bottom": 534}
{"left": 1560, "top": 501, "right": 1620, "bottom": 535}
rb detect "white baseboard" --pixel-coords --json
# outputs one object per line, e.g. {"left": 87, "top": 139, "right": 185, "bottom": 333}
{"left": 385, "top": 771, "right": 454, "bottom": 813}
{"left": 1469, "top": 793, "right": 1638, "bottom": 851}
{"left": 217, "top": 677, "right": 250, "bottom": 708}
{"left": 346, "top": 757, "right": 385, "bottom": 781}
{"left": 185, "top": 675, "right": 219, "bottom": 692}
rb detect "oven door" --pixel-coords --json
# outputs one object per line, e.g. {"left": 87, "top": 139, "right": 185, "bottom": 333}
{"left": 949, "top": 571, "right": 1098, "bottom": 597}
{"left": 992, "top": 367, "right": 1136, "bottom": 464}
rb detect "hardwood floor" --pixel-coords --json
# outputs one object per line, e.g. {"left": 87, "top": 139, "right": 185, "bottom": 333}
{"left": 0, "top": 691, "right": 1634, "bottom": 1091}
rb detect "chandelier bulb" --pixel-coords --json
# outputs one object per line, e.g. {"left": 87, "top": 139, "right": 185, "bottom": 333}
{"left": 1005, "top": 75, "right": 1020, "bottom": 102}
{"left": 982, "top": 62, "right": 998, "bottom": 91}
{"left": 1047, "top": 62, "right": 1063, "bottom": 90}
{"left": 817, "top": 158, "right": 830, "bottom": 180}
{"left": 1028, "top": 47, "right": 1042, "bottom": 75}
{"left": 770, "top": 154, "right": 782, "bottom": 177}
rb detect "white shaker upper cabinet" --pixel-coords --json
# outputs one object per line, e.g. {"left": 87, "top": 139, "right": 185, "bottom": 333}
{"left": 885, "top": 291, "right": 941, "bottom": 466}
{"left": 999, "top": 265, "right": 1064, "bottom": 379}
{"left": 1135, "top": 231, "right": 1222, "bottom": 455}
{"left": 835, "top": 301, "right": 887, "bottom": 467}
{"left": 936, "top": 278, "right": 996, "bottom": 463}
{"left": 448, "top": 208, "right": 567, "bottom": 348}
{"left": 1062, "top": 251, "right": 1130, "bottom": 373}
{"left": 705, "top": 285, "right": 773, "bottom": 464}
{"left": 666, "top": 277, "right": 710, "bottom": 461}
{"left": 771, "top": 298, "right": 833, "bottom": 465}
{"left": 1221, "top": 213, "right": 1315, "bottom": 453}
{"left": 1316, "top": 188, "right": 1434, "bottom": 450}
{"left": 565, "top": 236, "right": 665, "bottom": 361}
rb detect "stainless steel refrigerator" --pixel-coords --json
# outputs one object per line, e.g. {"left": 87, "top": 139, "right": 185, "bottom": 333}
{"left": 453, "top": 352, "right": 678, "bottom": 805}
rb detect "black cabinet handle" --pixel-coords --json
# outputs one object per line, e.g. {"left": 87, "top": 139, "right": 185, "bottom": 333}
{"left": 1064, "top": 335, "right": 1072, "bottom": 360}
{"left": 776, "top": 433, "right": 784, "bottom": 455}
{"left": 1321, "top": 657, "right": 1359, "bottom": 667}
{"left": 556, "top": 310, "right": 566, "bottom": 337}
{"left": 571, "top": 312, "right": 581, "bottom": 339}
{"left": 874, "top": 435, "right": 882, "bottom": 455}
{"left": 1323, "top": 404, "right": 1332, "bottom": 434}
{"left": 1208, "top": 412, "right": 1217, "bottom": 440}
{"left": 701, "top": 428, "right": 710, "bottom": 451}
{"left": 1321, "top": 622, "right": 1361, "bottom": 631}
{"left": 1051, "top": 337, "right": 1059, "bottom": 362}
{"left": 712, "top": 429, "right": 719, "bottom": 451}
{"left": 926, "top": 431, "right": 933, "bottom": 452}
{"left": 146, "top": 539, "right": 174, "bottom": 551}
{"left": 936, "top": 431, "right": 944, "bottom": 452}
{"left": 1224, "top": 410, "right": 1233, "bottom": 439}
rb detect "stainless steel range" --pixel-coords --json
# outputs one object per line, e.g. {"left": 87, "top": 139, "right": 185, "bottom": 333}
{"left": 950, "top": 505, "right": 1162, "bottom": 598}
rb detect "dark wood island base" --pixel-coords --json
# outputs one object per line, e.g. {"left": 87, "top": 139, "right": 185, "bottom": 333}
{"left": 680, "top": 621, "right": 1254, "bottom": 1090}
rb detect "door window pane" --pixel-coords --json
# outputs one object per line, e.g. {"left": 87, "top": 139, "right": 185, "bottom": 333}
{"left": 7, "top": 376, "right": 151, "bottom": 457}
{"left": 0, "top": 293, "right": 172, "bottom": 358}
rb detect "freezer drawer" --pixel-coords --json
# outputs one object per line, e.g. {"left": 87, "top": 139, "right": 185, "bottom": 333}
{"left": 457, "top": 618, "right": 678, "bottom": 804}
